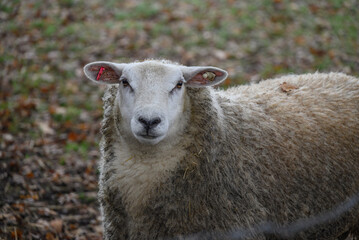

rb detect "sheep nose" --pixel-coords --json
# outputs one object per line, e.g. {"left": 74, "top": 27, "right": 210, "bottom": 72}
{"left": 138, "top": 117, "right": 161, "bottom": 130}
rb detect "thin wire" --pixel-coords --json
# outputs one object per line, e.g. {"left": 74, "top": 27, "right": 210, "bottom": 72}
{"left": 181, "top": 191, "right": 359, "bottom": 240}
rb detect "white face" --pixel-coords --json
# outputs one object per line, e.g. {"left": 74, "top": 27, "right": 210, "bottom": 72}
{"left": 84, "top": 60, "right": 228, "bottom": 145}
{"left": 118, "top": 63, "right": 186, "bottom": 145}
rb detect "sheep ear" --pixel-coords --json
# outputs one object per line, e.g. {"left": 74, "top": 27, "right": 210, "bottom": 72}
{"left": 83, "top": 61, "right": 126, "bottom": 84}
{"left": 181, "top": 66, "right": 228, "bottom": 88}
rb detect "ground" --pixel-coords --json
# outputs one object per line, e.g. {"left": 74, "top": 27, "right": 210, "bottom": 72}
{"left": 1, "top": 0, "right": 358, "bottom": 239}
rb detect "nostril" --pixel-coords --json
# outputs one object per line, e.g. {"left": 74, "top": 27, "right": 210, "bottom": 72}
{"left": 150, "top": 118, "right": 161, "bottom": 127}
{"left": 138, "top": 117, "right": 161, "bottom": 129}
{"left": 138, "top": 117, "right": 148, "bottom": 126}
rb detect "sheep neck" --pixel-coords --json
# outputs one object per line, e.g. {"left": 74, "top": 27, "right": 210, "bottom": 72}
{"left": 101, "top": 86, "right": 224, "bottom": 218}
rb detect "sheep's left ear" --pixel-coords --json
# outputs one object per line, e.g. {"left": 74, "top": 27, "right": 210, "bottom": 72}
{"left": 180, "top": 66, "right": 228, "bottom": 87}
{"left": 83, "top": 61, "right": 126, "bottom": 84}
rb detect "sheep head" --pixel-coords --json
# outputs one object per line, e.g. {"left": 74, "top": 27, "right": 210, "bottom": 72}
{"left": 84, "top": 60, "right": 228, "bottom": 145}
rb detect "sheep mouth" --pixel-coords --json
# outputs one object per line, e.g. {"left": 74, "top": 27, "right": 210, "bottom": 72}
{"left": 139, "top": 134, "right": 158, "bottom": 139}
{"left": 137, "top": 129, "right": 163, "bottom": 140}
{"left": 135, "top": 133, "right": 165, "bottom": 145}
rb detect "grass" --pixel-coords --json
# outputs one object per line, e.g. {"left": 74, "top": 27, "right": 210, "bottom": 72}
{"left": 78, "top": 192, "right": 97, "bottom": 204}
{"left": 65, "top": 141, "right": 91, "bottom": 157}
{"left": 3, "top": 0, "right": 357, "bottom": 133}
{"left": 3, "top": 0, "right": 359, "bottom": 140}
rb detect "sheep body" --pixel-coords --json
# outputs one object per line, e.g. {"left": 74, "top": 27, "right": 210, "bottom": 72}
{"left": 96, "top": 65, "right": 359, "bottom": 239}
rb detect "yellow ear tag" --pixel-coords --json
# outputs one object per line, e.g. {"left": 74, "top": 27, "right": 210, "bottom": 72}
{"left": 202, "top": 72, "right": 216, "bottom": 81}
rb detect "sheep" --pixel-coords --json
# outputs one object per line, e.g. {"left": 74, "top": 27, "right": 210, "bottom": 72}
{"left": 83, "top": 59, "right": 359, "bottom": 240}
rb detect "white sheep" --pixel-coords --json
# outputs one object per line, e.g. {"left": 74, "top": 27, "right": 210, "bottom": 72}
{"left": 83, "top": 59, "right": 359, "bottom": 240}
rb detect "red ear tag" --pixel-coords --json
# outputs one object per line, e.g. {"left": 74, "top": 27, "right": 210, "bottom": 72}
{"left": 96, "top": 67, "right": 105, "bottom": 81}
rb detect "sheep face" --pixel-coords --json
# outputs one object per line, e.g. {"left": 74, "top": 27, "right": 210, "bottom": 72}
{"left": 84, "top": 60, "right": 228, "bottom": 145}
{"left": 119, "top": 62, "right": 186, "bottom": 145}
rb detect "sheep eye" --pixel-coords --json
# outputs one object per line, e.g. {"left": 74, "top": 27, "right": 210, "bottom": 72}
{"left": 122, "top": 79, "right": 129, "bottom": 87}
{"left": 170, "top": 81, "right": 184, "bottom": 95}
{"left": 176, "top": 82, "right": 183, "bottom": 89}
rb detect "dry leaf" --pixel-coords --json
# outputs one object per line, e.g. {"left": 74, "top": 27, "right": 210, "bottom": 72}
{"left": 294, "top": 36, "right": 306, "bottom": 45}
{"left": 26, "top": 172, "right": 35, "bottom": 179}
{"left": 68, "top": 132, "right": 79, "bottom": 141}
{"left": 11, "top": 228, "right": 23, "bottom": 239}
{"left": 50, "top": 218, "right": 63, "bottom": 233}
{"left": 12, "top": 203, "right": 25, "bottom": 213}
{"left": 309, "top": 47, "right": 326, "bottom": 57}
{"left": 0, "top": 213, "right": 17, "bottom": 223}
{"left": 309, "top": 4, "right": 320, "bottom": 14}
{"left": 68, "top": 132, "right": 86, "bottom": 142}
{"left": 280, "top": 82, "right": 298, "bottom": 93}
{"left": 37, "top": 208, "right": 57, "bottom": 216}
{"left": 37, "top": 121, "right": 55, "bottom": 135}
{"left": 45, "top": 232, "right": 55, "bottom": 240}
{"left": 213, "top": 49, "right": 228, "bottom": 60}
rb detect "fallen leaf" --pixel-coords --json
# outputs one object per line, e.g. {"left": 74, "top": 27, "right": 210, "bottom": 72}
{"left": 69, "top": 223, "right": 78, "bottom": 230}
{"left": 294, "top": 36, "right": 306, "bottom": 45}
{"left": 68, "top": 132, "right": 82, "bottom": 141}
{"left": 328, "top": 49, "right": 336, "bottom": 59}
{"left": 50, "top": 218, "right": 63, "bottom": 233}
{"left": 26, "top": 172, "right": 35, "bottom": 179}
{"left": 17, "top": 98, "right": 36, "bottom": 110}
{"left": 85, "top": 166, "right": 93, "bottom": 175}
{"left": 11, "top": 228, "right": 23, "bottom": 240}
{"left": 3, "top": 133, "right": 14, "bottom": 142}
{"left": 37, "top": 121, "right": 55, "bottom": 135}
{"left": 48, "top": 106, "right": 57, "bottom": 115}
{"left": 20, "top": 193, "right": 39, "bottom": 200}
{"left": 309, "top": 4, "right": 320, "bottom": 14}
{"left": 12, "top": 203, "right": 25, "bottom": 213}
{"left": 77, "top": 123, "right": 90, "bottom": 131}
{"left": 40, "top": 84, "right": 56, "bottom": 93}
{"left": 309, "top": 47, "right": 326, "bottom": 57}
{"left": 45, "top": 232, "right": 55, "bottom": 240}
{"left": 224, "top": 77, "right": 232, "bottom": 86}
{"left": 38, "top": 208, "right": 58, "bottom": 216}
{"left": 280, "top": 82, "right": 298, "bottom": 93}
{"left": 213, "top": 49, "right": 228, "bottom": 60}
{"left": 0, "top": 213, "right": 17, "bottom": 224}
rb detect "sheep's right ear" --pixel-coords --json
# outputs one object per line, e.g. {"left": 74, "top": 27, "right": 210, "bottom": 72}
{"left": 83, "top": 61, "right": 126, "bottom": 84}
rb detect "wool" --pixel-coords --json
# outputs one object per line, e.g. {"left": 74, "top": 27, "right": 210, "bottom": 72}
{"left": 96, "top": 67, "right": 359, "bottom": 239}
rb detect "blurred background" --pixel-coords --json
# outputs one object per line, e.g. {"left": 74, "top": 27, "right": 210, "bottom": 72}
{"left": 1, "top": 0, "right": 358, "bottom": 239}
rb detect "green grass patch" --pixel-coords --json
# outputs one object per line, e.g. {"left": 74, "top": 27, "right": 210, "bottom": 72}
{"left": 150, "top": 22, "right": 172, "bottom": 37}
{"left": 4, "top": 20, "right": 20, "bottom": 32}
{"left": 65, "top": 141, "right": 91, "bottom": 158}
{"left": 313, "top": 56, "right": 332, "bottom": 71}
{"left": 131, "top": 2, "right": 160, "bottom": 19}
{"left": 36, "top": 41, "right": 58, "bottom": 54}
{"left": 31, "top": 19, "right": 46, "bottom": 29}
{"left": 114, "top": 11, "right": 131, "bottom": 21}
{"left": 0, "top": 101, "right": 10, "bottom": 110}
{"left": 59, "top": 157, "right": 66, "bottom": 166}
{"left": 114, "top": 2, "right": 160, "bottom": 20}
{"left": 59, "top": 0, "right": 76, "bottom": 8}
{"left": 78, "top": 192, "right": 97, "bottom": 204}
{"left": 0, "top": 0, "right": 20, "bottom": 13}
{"left": 0, "top": 54, "right": 14, "bottom": 64}
{"left": 52, "top": 105, "right": 82, "bottom": 123}
{"left": 8, "top": 119, "right": 20, "bottom": 134}
{"left": 44, "top": 24, "right": 59, "bottom": 38}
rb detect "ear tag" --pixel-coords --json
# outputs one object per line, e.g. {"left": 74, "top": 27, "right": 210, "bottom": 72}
{"left": 96, "top": 67, "right": 105, "bottom": 81}
{"left": 202, "top": 72, "right": 216, "bottom": 81}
